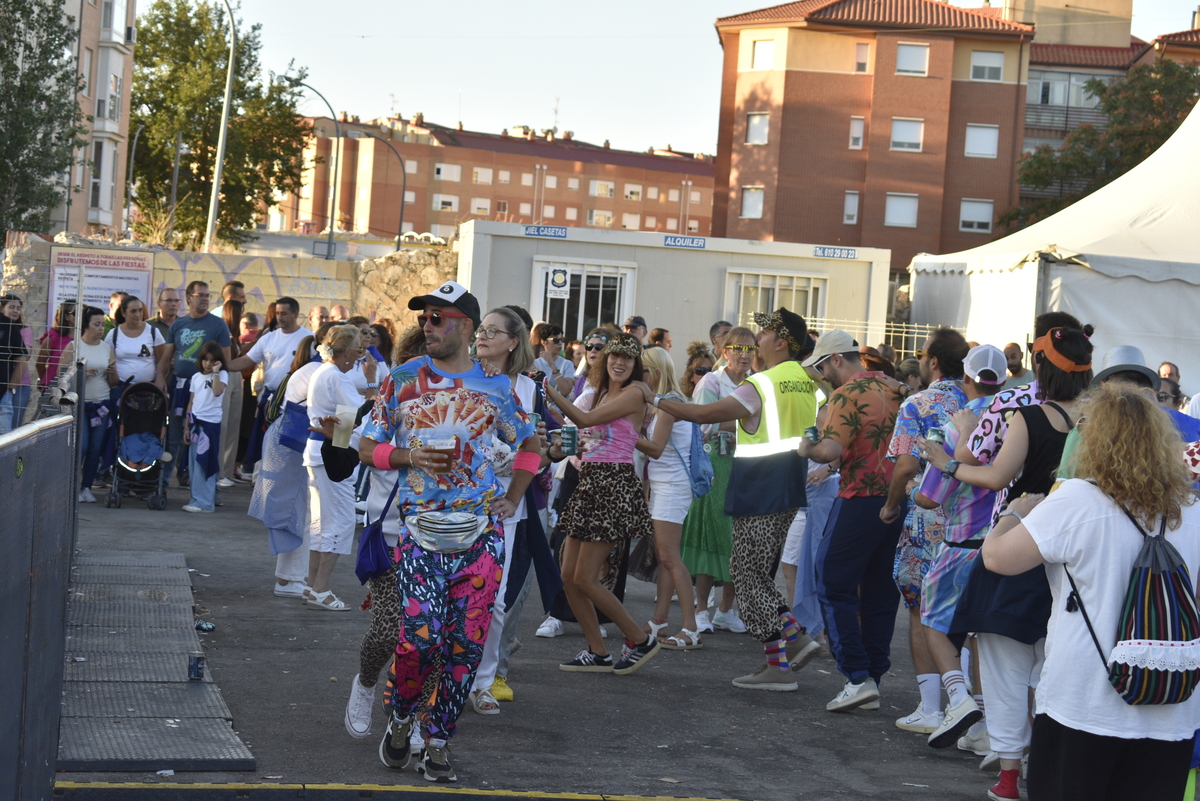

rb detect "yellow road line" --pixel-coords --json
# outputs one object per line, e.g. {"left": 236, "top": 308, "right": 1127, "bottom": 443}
{"left": 53, "top": 782, "right": 746, "bottom": 801}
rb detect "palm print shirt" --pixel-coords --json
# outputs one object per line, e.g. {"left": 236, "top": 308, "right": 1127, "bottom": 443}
{"left": 822, "top": 371, "right": 905, "bottom": 499}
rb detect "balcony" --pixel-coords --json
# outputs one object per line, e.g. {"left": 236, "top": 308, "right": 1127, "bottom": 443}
{"left": 1024, "top": 104, "right": 1108, "bottom": 133}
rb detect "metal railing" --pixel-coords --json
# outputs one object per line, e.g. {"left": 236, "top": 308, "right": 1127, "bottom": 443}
{"left": 806, "top": 317, "right": 965, "bottom": 362}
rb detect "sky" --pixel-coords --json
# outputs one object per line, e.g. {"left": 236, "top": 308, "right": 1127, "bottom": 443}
{"left": 175, "top": 0, "right": 1200, "bottom": 157}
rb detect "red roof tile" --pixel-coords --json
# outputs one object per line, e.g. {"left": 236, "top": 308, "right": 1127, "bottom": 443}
{"left": 1029, "top": 37, "right": 1145, "bottom": 69}
{"left": 1154, "top": 28, "right": 1200, "bottom": 47}
{"left": 717, "top": 0, "right": 1032, "bottom": 33}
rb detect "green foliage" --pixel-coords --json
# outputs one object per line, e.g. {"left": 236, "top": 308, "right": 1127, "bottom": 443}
{"left": 0, "top": 0, "right": 88, "bottom": 233}
{"left": 130, "top": 0, "right": 310, "bottom": 248}
{"left": 999, "top": 59, "right": 1200, "bottom": 231}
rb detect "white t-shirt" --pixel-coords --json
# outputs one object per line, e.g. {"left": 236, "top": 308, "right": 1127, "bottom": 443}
{"left": 284, "top": 361, "right": 321, "bottom": 405}
{"left": 1024, "top": 478, "right": 1200, "bottom": 741}
{"left": 647, "top": 411, "right": 693, "bottom": 485}
{"left": 487, "top": 373, "right": 535, "bottom": 522}
{"left": 104, "top": 325, "right": 161, "bottom": 384}
{"left": 67, "top": 339, "right": 115, "bottom": 402}
{"left": 303, "top": 362, "right": 359, "bottom": 467}
{"left": 189, "top": 370, "right": 227, "bottom": 424}
{"left": 247, "top": 327, "right": 312, "bottom": 391}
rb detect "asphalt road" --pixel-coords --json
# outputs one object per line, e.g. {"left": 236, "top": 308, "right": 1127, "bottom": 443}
{"left": 62, "top": 483, "right": 993, "bottom": 800}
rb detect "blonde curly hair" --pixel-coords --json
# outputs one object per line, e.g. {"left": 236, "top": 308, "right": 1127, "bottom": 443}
{"left": 1069, "top": 383, "right": 1196, "bottom": 529}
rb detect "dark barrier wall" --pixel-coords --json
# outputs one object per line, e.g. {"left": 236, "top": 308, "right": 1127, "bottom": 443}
{"left": 0, "top": 415, "right": 78, "bottom": 801}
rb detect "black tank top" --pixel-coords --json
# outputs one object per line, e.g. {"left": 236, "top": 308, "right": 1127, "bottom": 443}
{"left": 1009, "top": 401, "right": 1072, "bottom": 497}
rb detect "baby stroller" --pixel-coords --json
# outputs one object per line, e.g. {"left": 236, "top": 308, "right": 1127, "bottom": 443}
{"left": 105, "top": 381, "right": 170, "bottom": 511}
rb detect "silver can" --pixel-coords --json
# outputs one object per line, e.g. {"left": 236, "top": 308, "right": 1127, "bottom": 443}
{"left": 927, "top": 427, "right": 946, "bottom": 445}
{"left": 188, "top": 651, "right": 205, "bottom": 680}
{"left": 560, "top": 425, "right": 578, "bottom": 456}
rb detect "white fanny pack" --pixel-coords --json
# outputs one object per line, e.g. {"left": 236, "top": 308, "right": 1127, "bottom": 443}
{"left": 404, "top": 511, "right": 489, "bottom": 554}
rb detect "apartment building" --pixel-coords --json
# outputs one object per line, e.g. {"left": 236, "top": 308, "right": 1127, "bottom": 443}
{"left": 49, "top": 0, "right": 137, "bottom": 235}
{"left": 277, "top": 116, "right": 714, "bottom": 244}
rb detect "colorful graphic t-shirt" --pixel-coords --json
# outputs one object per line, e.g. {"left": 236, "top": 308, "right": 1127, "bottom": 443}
{"left": 886, "top": 378, "right": 967, "bottom": 463}
{"left": 919, "top": 395, "right": 998, "bottom": 543}
{"left": 361, "top": 356, "right": 535, "bottom": 520}
{"left": 968, "top": 379, "right": 1040, "bottom": 465}
{"left": 822, "top": 371, "right": 905, "bottom": 498}
{"left": 167, "top": 314, "right": 231, "bottom": 381}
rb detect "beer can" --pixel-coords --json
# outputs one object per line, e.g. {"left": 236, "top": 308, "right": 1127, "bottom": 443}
{"left": 529, "top": 412, "right": 541, "bottom": 429}
{"left": 560, "top": 425, "right": 578, "bottom": 456}
{"left": 188, "top": 651, "right": 205, "bottom": 680}
{"left": 927, "top": 428, "right": 946, "bottom": 445}
{"left": 717, "top": 431, "right": 731, "bottom": 457}
{"left": 805, "top": 425, "right": 822, "bottom": 443}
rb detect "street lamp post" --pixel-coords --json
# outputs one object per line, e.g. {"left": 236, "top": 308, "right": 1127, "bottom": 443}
{"left": 286, "top": 77, "right": 339, "bottom": 260}
{"left": 123, "top": 123, "right": 145, "bottom": 233}
{"left": 348, "top": 129, "right": 407, "bottom": 251}
{"left": 203, "top": 0, "right": 237, "bottom": 253}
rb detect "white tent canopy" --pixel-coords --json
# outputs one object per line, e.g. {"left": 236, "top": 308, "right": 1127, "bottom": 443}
{"left": 908, "top": 102, "right": 1200, "bottom": 390}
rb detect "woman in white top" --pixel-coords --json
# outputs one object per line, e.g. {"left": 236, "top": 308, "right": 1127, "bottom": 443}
{"left": 981, "top": 384, "right": 1200, "bottom": 801}
{"left": 62, "top": 306, "right": 116, "bottom": 502}
{"left": 636, "top": 346, "right": 700, "bottom": 649}
{"left": 103, "top": 295, "right": 167, "bottom": 390}
{"left": 303, "top": 325, "right": 366, "bottom": 610}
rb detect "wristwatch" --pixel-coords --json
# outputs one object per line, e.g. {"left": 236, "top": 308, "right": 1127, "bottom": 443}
{"left": 942, "top": 459, "right": 961, "bottom": 478}
{"left": 999, "top": 506, "right": 1024, "bottom": 523}
{"left": 653, "top": 393, "right": 666, "bottom": 409}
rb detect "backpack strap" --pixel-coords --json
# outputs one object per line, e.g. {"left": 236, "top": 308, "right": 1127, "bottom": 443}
{"left": 367, "top": 475, "right": 402, "bottom": 528}
{"left": 1063, "top": 565, "right": 1110, "bottom": 671}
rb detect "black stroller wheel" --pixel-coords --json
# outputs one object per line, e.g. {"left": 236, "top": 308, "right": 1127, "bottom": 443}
{"left": 156, "top": 494, "right": 167, "bottom": 511}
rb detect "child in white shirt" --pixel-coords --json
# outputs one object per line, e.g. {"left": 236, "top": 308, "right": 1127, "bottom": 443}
{"left": 183, "top": 342, "right": 227, "bottom": 512}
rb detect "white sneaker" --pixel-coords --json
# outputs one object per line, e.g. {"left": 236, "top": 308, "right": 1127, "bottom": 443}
{"left": 712, "top": 608, "right": 748, "bottom": 633}
{"left": 979, "top": 751, "right": 1000, "bottom": 772}
{"left": 344, "top": 674, "right": 377, "bottom": 738}
{"left": 216, "top": 478, "right": 236, "bottom": 488}
{"left": 827, "top": 678, "right": 880, "bottom": 712}
{"left": 895, "top": 704, "right": 945, "bottom": 734}
{"left": 959, "top": 729, "right": 993, "bottom": 757}
{"left": 78, "top": 488, "right": 97, "bottom": 503}
{"left": 695, "top": 610, "right": 714, "bottom": 633}
{"left": 535, "top": 617, "right": 563, "bottom": 638}
{"left": 182, "top": 504, "right": 213, "bottom": 514}
{"left": 929, "top": 696, "right": 983, "bottom": 749}
{"left": 273, "top": 580, "right": 307, "bottom": 598}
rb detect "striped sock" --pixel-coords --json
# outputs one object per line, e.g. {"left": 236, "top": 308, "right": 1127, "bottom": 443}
{"left": 765, "top": 639, "right": 790, "bottom": 672}
{"left": 780, "top": 612, "right": 804, "bottom": 642}
{"left": 941, "top": 670, "right": 969, "bottom": 707}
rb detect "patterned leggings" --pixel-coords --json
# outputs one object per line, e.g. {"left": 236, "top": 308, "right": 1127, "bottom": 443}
{"left": 730, "top": 509, "right": 799, "bottom": 642}
{"left": 359, "top": 563, "right": 401, "bottom": 687}
{"left": 388, "top": 530, "right": 503, "bottom": 743}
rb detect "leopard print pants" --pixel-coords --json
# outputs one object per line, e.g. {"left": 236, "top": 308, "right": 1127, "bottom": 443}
{"left": 730, "top": 509, "right": 799, "bottom": 642}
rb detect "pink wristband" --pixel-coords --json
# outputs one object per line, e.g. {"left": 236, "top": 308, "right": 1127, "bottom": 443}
{"left": 513, "top": 451, "right": 541, "bottom": 475}
{"left": 372, "top": 443, "right": 397, "bottom": 470}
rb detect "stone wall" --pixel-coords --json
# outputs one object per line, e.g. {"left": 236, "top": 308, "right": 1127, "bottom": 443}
{"left": 353, "top": 248, "right": 458, "bottom": 323}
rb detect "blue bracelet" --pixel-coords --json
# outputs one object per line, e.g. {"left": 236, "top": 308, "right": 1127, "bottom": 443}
{"left": 909, "top": 486, "right": 920, "bottom": 505}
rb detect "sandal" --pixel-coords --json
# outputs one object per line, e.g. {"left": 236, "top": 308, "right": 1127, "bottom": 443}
{"left": 306, "top": 589, "right": 350, "bottom": 611}
{"left": 302, "top": 585, "right": 316, "bottom": 602}
{"left": 660, "top": 628, "right": 703, "bottom": 650}
{"left": 470, "top": 688, "right": 501, "bottom": 715}
{"left": 641, "top": 618, "right": 669, "bottom": 637}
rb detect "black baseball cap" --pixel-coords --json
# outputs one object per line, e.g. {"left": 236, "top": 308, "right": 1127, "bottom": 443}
{"left": 623, "top": 315, "right": 647, "bottom": 329}
{"left": 407, "top": 281, "right": 481, "bottom": 327}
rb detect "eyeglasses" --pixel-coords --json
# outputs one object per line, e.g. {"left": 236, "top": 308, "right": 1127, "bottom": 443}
{"left": 475, "top": 326, "right": 512, "bottom": 340}
{"left": 584, "top": 343, "right": 606, "bottom": 352}
{"left": 545, "top": 337, "right": 564, "bottom": 344}
{"left": 1158, "top": 392, "right": 1179, "bottom": 403}
{"left": 726, "top": 345, "right": 757, "bottom": 354}
{"left": 417, "top": 310, "right": 469, "bottom": 328}
{"left": 361, "top": 328, "right": 375, "bottom": 337}
{"left": 693, "top": 366, "right": 712, "bottom": 376}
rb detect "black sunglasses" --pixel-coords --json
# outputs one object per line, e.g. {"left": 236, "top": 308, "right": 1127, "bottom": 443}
{"left": 417, "top": 311, "right": 469, "bottom": 328}
{"left": 585, "top": 343, "right": 606, "bottom": 352}
{"left": 693, "top": 366, "right": 712, "bottom": 376}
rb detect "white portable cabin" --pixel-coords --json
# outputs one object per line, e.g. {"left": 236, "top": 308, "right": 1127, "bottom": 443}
{"left": 456, "top": 220, "right": 891, "bottom": 361}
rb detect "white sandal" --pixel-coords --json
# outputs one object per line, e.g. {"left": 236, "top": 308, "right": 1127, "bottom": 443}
{"left": 644, "top": 619, "right": 669, "bottom": 637}
{"left": 470, "top": 688, "right": 501, "bottom": 715}
{"left": 660, "top": 628, "right": 703, "bottom": 650}
{"left": 306, "top": 590, "right": 350, "bottom": 611}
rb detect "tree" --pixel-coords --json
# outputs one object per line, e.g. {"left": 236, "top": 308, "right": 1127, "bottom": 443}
{"left": 999, "top": 59, "right": 1200, "bottom": 231}
{"left": 130, "top": 0, "right": 310, "bottom": 248}
{"left": 0, "top": 0, "right": 88, "bottom": 233}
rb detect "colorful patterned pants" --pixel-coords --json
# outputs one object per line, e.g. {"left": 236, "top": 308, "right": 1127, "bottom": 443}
{"left": 730, "top": 509, "right": 799, "bottom": 642}
{"left": 389, "top": 529, "right": 503, "bottom": 742}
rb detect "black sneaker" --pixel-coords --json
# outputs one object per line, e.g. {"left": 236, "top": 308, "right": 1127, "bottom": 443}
{"left": 613, "top": 635, "right": 661, "bottom": 675}
{"left": 378, "top": 710, "right": 414, "bottom": 770}
{"left": 559, "top": 649, "right": 614, "bottom": 672}
{"left": 177, "top": 474, "right": 190, "bottom": 489}
{"left": 416, "top": 741, "right": 456, "bottom": 782}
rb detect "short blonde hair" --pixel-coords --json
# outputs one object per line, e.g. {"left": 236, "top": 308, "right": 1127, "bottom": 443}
{"left": 642, "top": 346, "right": 684, "bottom": 399}
{"left": 325, "top": 323, "right": 361, "bottom": 356}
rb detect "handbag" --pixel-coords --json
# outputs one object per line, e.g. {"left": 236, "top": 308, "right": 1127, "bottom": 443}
{"left": 277, "top": 400, "right": 310, "bottom": 452}
{"left": 404, "top": 511, "right": 489, "bottom": 554}
{"left": 355, "top": 477, "right": 400, "bottom": 584}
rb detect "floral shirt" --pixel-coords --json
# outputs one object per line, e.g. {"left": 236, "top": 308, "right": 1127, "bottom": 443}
{"left": 822, "top": 371, "right": 905, "bottom": 499}
{"left": 886, "top": 378, "right": 967, "bottom": 463}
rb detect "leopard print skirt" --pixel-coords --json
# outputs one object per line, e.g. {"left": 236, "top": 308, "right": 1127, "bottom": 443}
{"left": 559, "top": 462, "right": 654, "bottom": 544}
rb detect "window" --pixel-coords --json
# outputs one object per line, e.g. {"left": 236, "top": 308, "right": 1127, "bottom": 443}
{"left": 965, "top": 124, "right": 1000, "bottom": 158}
{"left": 667, "top": 188, "right": 680, "bottom": 202}
{"left": 855, "top": 43, "right": 869, "bottom": 73}
{"left": 1022, "top": 135, "right": 1063, "bottom": 154}
{"left": 404, "top": 190, "right": 415, "bottom": 204}
{"left": 567, "top": 177, "right": 579, "bottom": 190}
{"left": 543, "top": 204, "right": 555, "bottom": 218}
{"left": 521, "top": 172, "right": 534, "bottom": 186}
{"left": 890, "top": 118, "right": 924, "bottom": 151}
{"left": 752, "top": 39, "right": 775, "bottom": 70}
{"left": 565, "top": 207, "right": 578, "bottom": 221}
{"left": 587, "top": 209, "right": 613, "bottom": 227}
{"left": 405, "top": 159, "right": 418, "bottom": 174}
{"left": 519, "top": 202, "right": 532, "bottom": 216}
{"left": 589, "top": 180, "right": 615, "bottom": 198}
{"left": 843, "top": 191, "right": 859, "bottom": 224}
{"left": 498, "top": 170, "right": 511, "bottom": 184}
{"left": 666, "top": 217, "right": 678, "bottom": 231}
{"left": 884, "top": 193, "right": 918, "bottom": 227}
{"left": 644, "top": 215, "right": 657, "bottom": 228}
{"left": 472, "top": 197, "right": 490, "bottom": 215}
{"left": 690, "top": 190, "right": 701, "bottom": 205}
{"left": 896, "top": 43, "right": 929, "bottom": 76}
{"left": 741, "top": 186, "right": 764, "bottom": 219}
{"left": 849, "top": 117, "right": 865, "bottom": 149}
{"left": 624, "top": 184, "right": 642, "bottom": 201}
{"left": 472, "top": 167, "right": 493, "bottom": 184}
{"left": 1027, "top": 70, "right": 1068, "bottom": 106}
{"left": 82, "top": 48, "right": 93, "bottom": 96}
{"left": 647, "top": 186, "right": 659, "bottom": 200}
{"left": 433, "top": 163, "right": 461, "bottom": 181}
{"left": 746, "top": 113, "right": 769, "bottom": 144}
{"left": 971, "top": 51, "right": 1004, "bottom": 82}
{"left": 357, "top": 186, "right": 369, "bottom": 201}
{"left": 621, "top": 213, "right": 640, "bottom": 229}
{"left": 107, "top": 74, "right": 121, "bottom": 121}
{"left": 729, "top": 271, "right": 825, "bottom": 328}
{"left": 1069, "top": 73, "right": 1106, "bottom": 108}
{"left": 432, "top": 193, "right": 459, "bottom": 212}
{"left": 687, "top": 219, "right": 700, "bottom": 233}
{"left": 544, "top": 174, "right": 557, "bottom": 189}
{"left": 429, "top": 224, "right": 455, "bottom": 238}
{"left": 497, "top": 200, "right": 509, "bottom": 214}
{"left": 535, "top": 259, "right": 636, "bottom": 341}
{"left": 401, "top": 222, "right": 414, "bottom": 234}
{"left": 90, "top": 141, "right": 104, "bottom": 208}
{"left": 960, "top": 199, "right": 994, "bottom": 232}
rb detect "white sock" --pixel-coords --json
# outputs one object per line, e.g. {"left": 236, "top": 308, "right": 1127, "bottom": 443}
{"left": 941, "top": 669, "right": 969, "bottom": 707}
{"left": 917, "top": 673, "right": 942, "bottom": 715}
{"left": 960, "top": 646, "right": 972, "bottom": 683}
{"left": 968, "top": 694, "right": 988, "bottom": 737}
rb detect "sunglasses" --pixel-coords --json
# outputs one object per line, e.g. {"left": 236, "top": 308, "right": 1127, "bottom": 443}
{"left": 417, "top": 310, "right": 469, "bottom": 328}
{"left": 585, "top": 343, "right": 606, "bottom": 352}
{"left": 693, "top": 366, "right": 712, "bottom": 376}
{"left": 1158, "top": 391, "right": 1180, "bottom": 403}
{"left": 545, "top": 337, "right": 564, "bottom": 344}
{"left": 915, "top": 350, "right": 930, "bottom": 359}
{"left": 726, "top": 344, "right": 757, "bottom": 353}
{"left": 361, "top": 328, "right": 376, "bottom": 337}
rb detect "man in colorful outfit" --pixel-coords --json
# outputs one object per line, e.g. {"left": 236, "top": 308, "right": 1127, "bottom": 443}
{"left": 358, "top": 280, "right": 540, "bottom": 782}
{"left": 798, "top": 330, "right": 906, "bottom": 712}
{"left": 654, "top": 307, "right": 818, "bottom": 691}
{"left": 882, "top": 328, "right": 969, "bottom": 735}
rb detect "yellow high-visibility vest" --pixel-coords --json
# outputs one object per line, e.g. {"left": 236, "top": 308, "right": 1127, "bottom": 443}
{"left": 735, "top": 360, "right": 817, "bottom": 459}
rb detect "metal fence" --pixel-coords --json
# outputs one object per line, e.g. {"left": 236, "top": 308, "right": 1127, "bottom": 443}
{"left": 806, "top": 317, "right": 965, "bottom": 362}
{"left": 0, "top": 409, "right": 79, "bottom": 801}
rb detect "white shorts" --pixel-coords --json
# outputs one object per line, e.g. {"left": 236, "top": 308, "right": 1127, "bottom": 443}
{"left": 780, "top": 509, "right": 807, "bottom": 566}
{"left": 649, "top": 479, "right": 693, "bottom": 525}
{"left": 307, "top": 465, "right": 356, "bottom": 555}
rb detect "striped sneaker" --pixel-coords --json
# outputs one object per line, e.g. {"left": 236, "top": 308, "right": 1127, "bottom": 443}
{"left": 559, "top": 649, "right": 613, "bottom": 672}
{"left": 614, "top": 635, "right": 661, "bottom": 675}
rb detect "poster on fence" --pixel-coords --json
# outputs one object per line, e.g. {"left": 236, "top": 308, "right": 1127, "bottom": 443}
{"left": 48, "top": 247, "right": 154, "bottom": 320}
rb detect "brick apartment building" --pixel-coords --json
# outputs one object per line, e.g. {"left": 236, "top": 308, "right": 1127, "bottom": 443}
{"left": 275, "top": 116, "right": 714, "bottom": 243}
{"left": 50, "top": 0, "right": 137, "bottom": 235}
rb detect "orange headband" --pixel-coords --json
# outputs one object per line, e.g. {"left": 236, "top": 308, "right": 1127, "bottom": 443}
{"left": 1033, "top": 329, "right": 1091, "bottom": 373}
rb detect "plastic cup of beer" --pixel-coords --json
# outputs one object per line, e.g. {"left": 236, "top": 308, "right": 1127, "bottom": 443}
{"left": 426, "top": 436, "right": 457, "bottom": 473}
{"left": 332, "top": 404, "right": 358, "bottom": 449}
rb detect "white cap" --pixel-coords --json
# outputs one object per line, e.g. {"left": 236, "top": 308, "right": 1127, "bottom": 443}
{"left": 963, "top": 345, "right": 1007, "bottom": 384}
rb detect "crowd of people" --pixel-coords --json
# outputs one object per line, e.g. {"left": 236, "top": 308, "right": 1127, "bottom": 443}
{"left": 7, "top": 276, "right": 1200, "bottom": 798}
